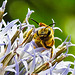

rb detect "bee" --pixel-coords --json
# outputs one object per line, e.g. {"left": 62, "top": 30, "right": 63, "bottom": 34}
{"left": 31, "top": 18, "right": 55, "bottom": 58}
{"left": 19, "top": 18, "right": 55, "bottom": 58}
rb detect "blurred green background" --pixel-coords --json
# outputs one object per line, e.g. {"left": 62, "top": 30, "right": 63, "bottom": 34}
{"left": 0, "top": 0, "right": 75, "bottom": 61}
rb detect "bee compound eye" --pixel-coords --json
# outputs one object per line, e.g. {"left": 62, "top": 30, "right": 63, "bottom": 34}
{"left": 46, "top": 29, "right": 51, "bottom": 37}
{"left": 36, "top": 31, "right": 39, "bottom": 36}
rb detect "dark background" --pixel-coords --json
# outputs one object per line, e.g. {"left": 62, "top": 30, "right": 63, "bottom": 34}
{"left": 0, "top": 0, "right": 75, "bottom": 61}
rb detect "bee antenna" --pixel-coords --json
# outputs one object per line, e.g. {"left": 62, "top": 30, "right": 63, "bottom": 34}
{"left": 49, "top": 23, "right": 56, "bottom": 26}
{"left": 31, "top": 18, "right": 39, "bottom": 25}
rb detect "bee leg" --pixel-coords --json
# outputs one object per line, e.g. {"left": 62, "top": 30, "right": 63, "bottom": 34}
{"left": 44, "top": 45, "right": 53, "bottom": 58}
{"left": 14, "top": 46, "right": 20, "bottom": 58}
{"left": 43, "top": 42, "right": 53, "bottom": 58}
{"left": 50, "top": 48, "right": 53, "bottom": 58}
{"left": 41, "top": 41, "right": 53, "bottom": 58}
{"left": 14, "top": 51, "right": 20, "bottom": 58}
{"left": 41, "top": 41, "right": 51, "bottom": 48}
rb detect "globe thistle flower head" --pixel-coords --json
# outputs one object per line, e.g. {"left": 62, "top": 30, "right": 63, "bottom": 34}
{"left": 0, "top": 0, "right": 75, "bottom": 75}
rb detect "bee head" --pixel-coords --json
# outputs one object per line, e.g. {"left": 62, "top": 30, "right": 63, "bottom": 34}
{"left": 31, "top": 18, "right": 54, "bottom": 40}
{"left": 37, "top": 28, "right": 51, "bottom": 40}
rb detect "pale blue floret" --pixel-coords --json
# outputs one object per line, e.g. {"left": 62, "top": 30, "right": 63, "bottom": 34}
{"left": 0, "top": 19, "right": 19, "bottom": 36}
{"left": 5, "top": 35, "right": 11, "bottom": 55}
{"left": 29, "top": 48, "right": 36, "bottom": 73}
{"left": 61, "top": 64, "right": 71, "bottom": 75}
{"left": 14, "top": 56, "right": 19, "bottom": 75}
{"left": 0, "top": 43, "right": 5, "bottom": 46}
{"left": 1, "top": 0, "right": 7, "bottom": 11}
{"left": 0, "top": 0, "right": 7, "bottom": 12}
{"left": 26, "top": 8, "right": 34, "bottom": 25}
{"left": 24, "top": 43, "right": 31, "bottom": 52}
{"left": 50, "top": 62, "right": 57, "bottom": 75}
{"left": 22, "top": 59, "right": 28, "bottom": 71}
{"left": 0, "top": 55, "right": 6, "bottom": 62}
